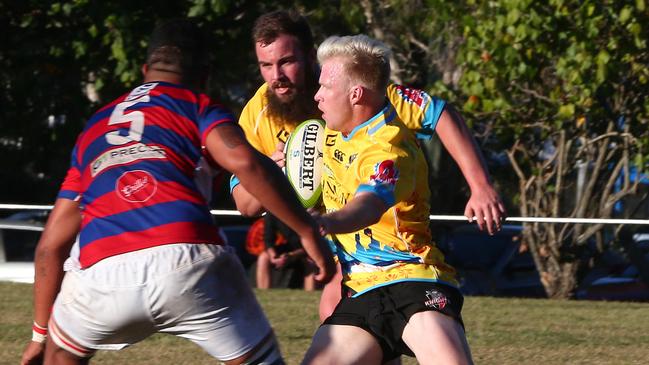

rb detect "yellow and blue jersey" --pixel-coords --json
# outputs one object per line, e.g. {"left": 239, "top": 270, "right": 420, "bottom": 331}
{"left": 231, "top": 83, "right": 447, "bottom": 191}
{"left": 322, "top": 103, "right": 458, "bottom": 296}
{"left": 237, "top": 83, "right": 294, "bottom": 157}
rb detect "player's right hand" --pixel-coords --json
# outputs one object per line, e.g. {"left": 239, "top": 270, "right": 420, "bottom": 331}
{"left": 21, "top": 341, "right": 45, "bottom": 365}
{"left": 300, "top": 232, "right": 336, "bottom": 283}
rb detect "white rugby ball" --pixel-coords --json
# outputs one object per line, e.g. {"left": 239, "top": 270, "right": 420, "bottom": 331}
{"left": 284, "top": 119, "right": 325, "bottom": 208}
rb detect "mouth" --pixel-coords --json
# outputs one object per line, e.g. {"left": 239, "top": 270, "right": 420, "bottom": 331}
{"left": 272, "top": 82, "right": 294, "bottom": 96}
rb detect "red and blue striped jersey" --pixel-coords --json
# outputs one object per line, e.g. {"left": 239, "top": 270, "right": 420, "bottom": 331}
{"left": 58, "top": 81, "right": 232, "bottom": 268}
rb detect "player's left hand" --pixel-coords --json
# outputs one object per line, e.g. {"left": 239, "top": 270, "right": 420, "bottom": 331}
{"left": 271, "top": 142, "right": 286, "bottom": 168}
{"left": 464, "top": 184, "right": 506, "bottom": 235}
{"left": 270, "top": 253, "right": 290, "bottom": 268}
{"left": 21, "top": 341, "right": 45, "bottom": 365}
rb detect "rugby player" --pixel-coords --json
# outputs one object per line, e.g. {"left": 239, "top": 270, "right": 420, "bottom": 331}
{"left": 231, "top": 9, "right": 505, "bottom": 326}
{"left": 21, "top": 19, "right": 334, "bottom": 365}
{"left": 301, "top": 34, "right": 475, "bottom": 365}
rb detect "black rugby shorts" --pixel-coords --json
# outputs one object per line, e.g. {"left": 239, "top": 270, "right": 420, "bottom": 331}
{"left": 323, "top": 281, "right": 464, "bottom": 361}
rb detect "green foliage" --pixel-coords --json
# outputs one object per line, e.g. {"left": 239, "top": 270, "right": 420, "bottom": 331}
{"left": 0, "top": 0, "right": 359, "bottom": 203}
{"left": 457, "top": 0, "right": 648, "bottom": 144}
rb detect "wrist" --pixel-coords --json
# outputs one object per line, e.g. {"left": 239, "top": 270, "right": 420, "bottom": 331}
{"left": 32, "top": 321, "right": 48, "bottom": 344}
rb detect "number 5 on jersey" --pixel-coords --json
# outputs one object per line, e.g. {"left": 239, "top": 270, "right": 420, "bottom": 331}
{"left": 105, "top": 95, "right": 150, "bottom": 146}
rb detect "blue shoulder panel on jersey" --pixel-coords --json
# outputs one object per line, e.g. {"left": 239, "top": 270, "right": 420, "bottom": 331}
{"left": 229, "top": 175, "right": 240, "bottom": 193}
{"left": 356, "top": 183, "right": 395, "bottom": 208}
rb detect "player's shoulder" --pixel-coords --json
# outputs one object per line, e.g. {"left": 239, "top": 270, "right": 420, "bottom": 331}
{"left": 243, "top": 83, "right": 269, "bottom": 109}
{"left": 239, "top": 83, "right": 269, "bottom": 123}
{"left": 386, "top": 84, "right": 436, "bottom": 108}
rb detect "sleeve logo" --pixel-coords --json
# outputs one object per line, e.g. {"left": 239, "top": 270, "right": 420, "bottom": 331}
{"left": 370, "top": 160, "right": 399, "bottom": 185}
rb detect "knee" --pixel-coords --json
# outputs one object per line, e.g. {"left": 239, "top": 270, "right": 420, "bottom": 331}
{"left": 222, "top": 333, "right": 283, "bottom": 365}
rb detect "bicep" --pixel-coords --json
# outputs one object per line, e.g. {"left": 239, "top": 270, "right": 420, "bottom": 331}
{"left": 435, "top": 106, "right": 474, "bottom": 149}
{"left": 204, "top": 123, "right": 256, "bottom": 174}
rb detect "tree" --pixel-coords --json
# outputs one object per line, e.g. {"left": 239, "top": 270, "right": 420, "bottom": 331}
{"left": 0, "top": 0, "right": 354, "bottom": 205}
{"left": 457, "top": 0, "right": 649, "bottom": 298}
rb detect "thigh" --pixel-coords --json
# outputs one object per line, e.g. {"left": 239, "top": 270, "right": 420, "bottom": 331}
{"left": 302, "top": 324, "right": 383, "bottom": 365}
{"left": 51, "top": 267, "right": 154, "bottom": 353}
{"left": 402, "top": 311, "right": 473, "bottom": 365}
{"left": 155, "top": 245, "right": 273, "bottom": 361}
{"left": 318, "top": 265, "right": 343, "bottom": 322}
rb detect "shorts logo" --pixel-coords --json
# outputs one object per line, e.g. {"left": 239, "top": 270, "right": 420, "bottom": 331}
{"left": 116, "top": 170, "right": 157, "bottom": 202}
{"left": 424, "top": 290, "right": 448, "bottom": 310}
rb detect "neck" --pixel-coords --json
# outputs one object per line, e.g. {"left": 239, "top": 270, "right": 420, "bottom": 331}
{"left": 143, "top": 68, "right": 185, "bottom": 86}
{"left": 343, "top": 97, "right": 386, "bottom": 135}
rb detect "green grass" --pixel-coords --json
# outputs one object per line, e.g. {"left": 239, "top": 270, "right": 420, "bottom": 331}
{"left": 2, "top": 282, "right": 648, "bottom": 364}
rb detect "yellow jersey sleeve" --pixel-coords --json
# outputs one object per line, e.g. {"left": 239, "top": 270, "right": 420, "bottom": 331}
{"left": 387, "top": 84, "right": 447, "bottom": 138}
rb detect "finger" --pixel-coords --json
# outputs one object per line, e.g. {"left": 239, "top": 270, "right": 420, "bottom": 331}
{"left": 474, "top": 211, "right": 486, "bottom": 232}
{"left": 276, "top": 142, "right": 286, "bottom": 152}
{"left": 483, "top": 209, "right": 494, "bottom": 235}
{"left": 314, "top": 262, "right": 334, "bottom": 283}
{"left": 464, "top": 206, "right": 475, "bottom": 223}
{"left": 491, "top": 205, "right": 503, "bottom": 231}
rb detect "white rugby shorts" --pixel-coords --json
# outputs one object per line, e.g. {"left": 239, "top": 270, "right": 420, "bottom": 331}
{"left": 50, "top": 243, "right": 272, "bottom": 360}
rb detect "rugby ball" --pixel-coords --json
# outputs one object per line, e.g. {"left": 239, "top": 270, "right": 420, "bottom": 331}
{"left": 284, "top": 119, "right": 325, "bottom": 208}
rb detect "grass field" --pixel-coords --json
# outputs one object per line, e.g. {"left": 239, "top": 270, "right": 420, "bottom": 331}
{"left": 2, "top": 281, "right": 648, "bottom": 364}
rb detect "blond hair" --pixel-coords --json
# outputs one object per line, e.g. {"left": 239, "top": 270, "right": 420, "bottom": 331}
{"left": 317, "top": 34, "right": 391, "bottom": 91}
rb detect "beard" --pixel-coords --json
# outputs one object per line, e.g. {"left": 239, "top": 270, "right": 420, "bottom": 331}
{"left": 265, "top": 66, "right": 321, "bottom": 127}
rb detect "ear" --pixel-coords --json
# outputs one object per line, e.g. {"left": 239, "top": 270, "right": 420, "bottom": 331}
{"left": 349, "top": 85, "right": 364, "bottom": 105}
{"left": 141, "top": 64, "right": 148, "bottom": 76}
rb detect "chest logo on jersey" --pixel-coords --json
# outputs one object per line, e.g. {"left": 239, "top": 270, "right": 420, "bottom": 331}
{"left": 333, "top": 149, "right": 346, "bottom": 163}
{"left": 325, "top": 134, "right": 337, "bottom": 146}
{"left": 116, "top": 170, "right": 158, "bottom": 203}
{"left": 323, "top": 178, "right": 349, "bottom": 206}
{"left": 276, "top": 129, "right": 291, "bottom": 144}
{"left": 91, "top": 143, "right": 166, "bottom": 177}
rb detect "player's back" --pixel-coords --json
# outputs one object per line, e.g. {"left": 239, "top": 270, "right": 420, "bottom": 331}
{"left": 61, "top": 81, "right": 233, "bottom": 267}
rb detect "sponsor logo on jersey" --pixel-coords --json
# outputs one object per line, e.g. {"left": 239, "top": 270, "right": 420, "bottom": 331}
{"left": 370, "top": 160, "right": 399, "bottom": 185}
{"left": 115, "top": 170, "right": 158, "bottom": 202}
{"left": 333, "top": 149, "right": 346, "bottom": 163}
{"left": 424, "top": 289, "right": 448, "bottom": 310}
{"left": 394, "top": 85, "right": 430, "bottom": 109}
{"left": 276, "top": 129, "right": 291, "bottom": 143}
{"left": 91, "top": 143, "right": 166, "bottom": 177}
{"left": 325, "top": 134, "right": 337, "bottom": 146}
{"left": 323, "top": 178, "right": 349, "bottom": 206}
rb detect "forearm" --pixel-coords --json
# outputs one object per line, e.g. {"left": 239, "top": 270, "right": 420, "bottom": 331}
{"left": 32, "top": 199, "right": 80, "bottom": 327}
{"left": 323, "top": 193, "right": 385, "bottom": 234}
{"left": 436, "top": 107, "right": 494, "bottom": 192}
{"left": 206, "top": 126, "right": 330, "bottom": 268}
{"left": 32, "top": 246, "right": 69, "bottom": 326}
{"left": 236, "top": 154, "right": 313, "bottom": 235}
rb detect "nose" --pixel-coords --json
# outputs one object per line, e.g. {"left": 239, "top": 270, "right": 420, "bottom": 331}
{"left": 314, "top": 87, "right": 322, "bottom": 102}
{"left": 271, "top": 64, "right": 284, "bottom": 81}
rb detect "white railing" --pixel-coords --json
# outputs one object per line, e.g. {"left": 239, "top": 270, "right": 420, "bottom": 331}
{"left": 2, "top": 203, "right": 648, "bottom": 226}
